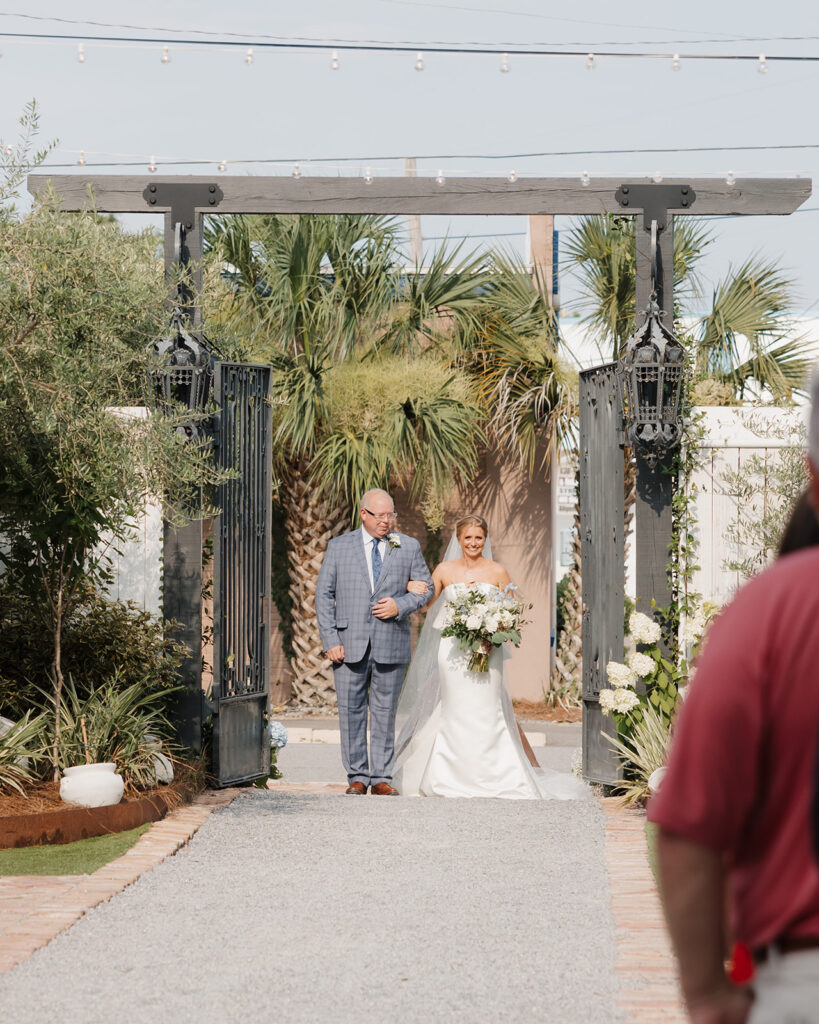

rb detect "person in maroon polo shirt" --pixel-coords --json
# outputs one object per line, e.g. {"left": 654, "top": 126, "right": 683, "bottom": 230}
{"left": 649, "top": 370, "right": 819, "bottom": 1024}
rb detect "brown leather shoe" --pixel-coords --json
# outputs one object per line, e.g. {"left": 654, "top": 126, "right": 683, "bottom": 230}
{"left": 370, "top": 782, "right": 399, "bottom": 796}
{"left": 345, "top": 781, "right": 367, "bottom": 795}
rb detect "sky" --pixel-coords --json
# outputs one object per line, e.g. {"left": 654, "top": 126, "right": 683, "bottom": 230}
{"left": 2, "top": 1, "right": 819, "bottom": 316}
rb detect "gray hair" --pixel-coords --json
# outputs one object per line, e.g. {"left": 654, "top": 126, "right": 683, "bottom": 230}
{"left": 810, "top": 366, "right": 819, "bottom": 469}
{"left": 360, "top": 488, "right": 394, "bottom": 509}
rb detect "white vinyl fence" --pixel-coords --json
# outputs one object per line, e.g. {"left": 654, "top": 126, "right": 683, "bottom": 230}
{"left": 686, "top": 406, "right": 809, "bottom": 607}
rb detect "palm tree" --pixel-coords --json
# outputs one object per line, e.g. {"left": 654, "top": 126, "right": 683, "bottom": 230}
{"left": 205, "top": 214, "right": 488, "bottom": 706}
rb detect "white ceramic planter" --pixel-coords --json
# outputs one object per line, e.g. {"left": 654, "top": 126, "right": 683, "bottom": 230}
{"left": 647, "top": 766, "right": 668, "bottom": 794}
{"left": 60, "top": 762, "right": 124, "bottom": 808}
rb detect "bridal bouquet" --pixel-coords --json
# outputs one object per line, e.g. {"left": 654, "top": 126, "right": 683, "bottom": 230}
{"left": 441, "top": 584, "right": 529, "bottom": 672}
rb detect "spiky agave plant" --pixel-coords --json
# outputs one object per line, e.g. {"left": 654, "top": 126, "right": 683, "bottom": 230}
{"left": 0, "top": 711, "right": 48, "bottom": 795}
{"left": 608, "top": 700, "right": 676, "bottom": 805}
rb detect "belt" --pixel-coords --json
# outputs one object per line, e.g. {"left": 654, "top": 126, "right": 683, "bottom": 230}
{"left": 753, "top": 935, "right": 819, "bottom": 964}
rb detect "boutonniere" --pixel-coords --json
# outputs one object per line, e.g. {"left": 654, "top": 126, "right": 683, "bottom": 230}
{"left": 387, "top": 532, "right": 401, "bottom": 549}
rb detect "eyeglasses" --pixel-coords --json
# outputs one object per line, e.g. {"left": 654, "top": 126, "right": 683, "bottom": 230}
{"left": 363, "top": 507, "right": 396, "bottom": 521}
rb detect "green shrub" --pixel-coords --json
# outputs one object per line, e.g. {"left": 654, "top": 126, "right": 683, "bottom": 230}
{"left": 0, "top": 582, "right": 186, "bottom": 720}
{"left": 43, "top": 672, "right": 179, "bottom": 792}
{"left": 0, "top": 711, "right": 48, "bottom": 795}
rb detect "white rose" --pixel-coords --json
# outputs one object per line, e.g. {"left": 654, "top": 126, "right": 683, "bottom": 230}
{"left": 465, "top": 614, "right": 482, "bottom": 631}
{"left": 628, "top": 651, "right": 655, "bottom": 679}
{"left": 499, "top": 610, "right": 514, "bottom": 628}
{"left": 484, "top": 615, "right": 500, "bottom": 634}
{"left": 606, "top": 660, "right": 636, "bottom": 688}
{"left": 629, "top": 611, "right": 662, "bottom": 645}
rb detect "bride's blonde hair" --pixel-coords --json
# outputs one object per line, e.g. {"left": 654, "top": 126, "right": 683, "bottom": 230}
{"left": 455, "top": 513, "right": 488, "bottom": 539}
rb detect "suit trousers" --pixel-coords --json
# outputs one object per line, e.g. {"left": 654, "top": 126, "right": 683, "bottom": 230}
{"left": 334, "top": 646, "right": 406, "bottom": 786}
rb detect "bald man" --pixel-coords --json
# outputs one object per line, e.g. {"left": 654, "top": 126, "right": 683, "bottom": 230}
{"left": 316, "top": 489, "right": 433, "bottom": 794}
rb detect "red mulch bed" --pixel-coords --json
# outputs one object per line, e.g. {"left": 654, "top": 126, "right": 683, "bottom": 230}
{"left": 0, "top": 769, "right": 202, "bottom": 849}
{"left": 513, "top": 700, "right": 582, "bottom": 724}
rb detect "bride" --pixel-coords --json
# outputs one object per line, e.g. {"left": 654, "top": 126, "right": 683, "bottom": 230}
{"left": 393, "top": 514, "right": 587, "bottom": 800}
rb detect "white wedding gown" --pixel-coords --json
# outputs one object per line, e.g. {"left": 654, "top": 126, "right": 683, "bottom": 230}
{"left": 394, "top": 583, "right": 588, "bottom": 800}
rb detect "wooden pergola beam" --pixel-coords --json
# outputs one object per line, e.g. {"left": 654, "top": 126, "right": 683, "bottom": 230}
{"left": 29, "top": 173, "right": 811, "bottom": 217}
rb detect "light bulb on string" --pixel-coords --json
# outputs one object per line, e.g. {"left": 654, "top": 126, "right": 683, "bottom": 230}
{"left": 581, "top": 170, "right": 590, "bottom": 187}
{"left": 653, "top": 171, "right": 663, "bottom": 183}
{"left": 364, "top": 166, "right": 373, "bottom": 183}
{"left": 148, "top": 156, "right": 157, "bottom": 173}
{"left": 161, "top": 46, "right": 170, "bottom": 64}
{"left": 4, "top": 145, "right": 12, "bottom": 157}
{"left": 77, "top": 43, "right": 85, "bottom": 63}
{"left": 726, "top": 170, "right": 736, "bottom": 187}
{"left": 77, "top": 151, "right": 86, "bottom": 166}
{"left": 292, "top": 163, "right": 301, "bottom": 179}
{"left": 758, "top": 54, "right": 767, "bottom": 73}
{"left": 245, "top": 48, "right": 254, "bottom": 65}
{"left": 586, "top": 53, "right": 596, "bottom": 71}
{"left": 218, "top": 160, "right": 227, "bottom": 172}
{"left": 415, "top": 52, "right": 424, "bottom": 71}
{"left": 435, "top": 169, "right": 445, "bottom": 185}
{"left": 500, "top": 52, "right": 510, "bottom": 73}
{"left": 331, "top": 50, "right": 339, "bottom": 70}
{"left": 507, "top": 170, "right": 517, "bottom": 183}
{"left": 672, "top": 54, "right": 681, "bottom": 71}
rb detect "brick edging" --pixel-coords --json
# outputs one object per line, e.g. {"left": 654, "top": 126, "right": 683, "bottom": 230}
{"left": 601, "top": 797, "right": 687, "bottom": 1023}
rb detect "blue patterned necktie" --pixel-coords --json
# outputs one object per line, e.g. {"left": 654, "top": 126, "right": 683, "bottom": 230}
{"left": 371, "top": 538, "right": 382, "bottom": 588}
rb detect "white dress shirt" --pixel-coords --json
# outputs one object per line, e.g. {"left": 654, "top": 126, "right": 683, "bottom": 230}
{"left": 361, "top": 525, "right": 387, "bottom": 591}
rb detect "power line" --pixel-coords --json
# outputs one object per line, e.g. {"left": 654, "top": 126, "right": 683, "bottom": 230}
{"left": 2, "top": 29, "right": 819, "bottom": 63}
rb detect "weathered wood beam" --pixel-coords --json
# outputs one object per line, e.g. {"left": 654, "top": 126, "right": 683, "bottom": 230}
{"left": 29, "top": 174, "right": 811, "bottom": 216}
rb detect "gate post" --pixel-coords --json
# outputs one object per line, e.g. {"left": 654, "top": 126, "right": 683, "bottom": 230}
{"left": 579, "top": 364, "right": 626, "bottom": 784}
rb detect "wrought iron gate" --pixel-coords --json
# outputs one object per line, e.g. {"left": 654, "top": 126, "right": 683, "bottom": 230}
{"left": 579, "top": 363, "right": 626, "bottom": 785}
{"left": 212, "top": 363, "right": 273, "bottom": 786}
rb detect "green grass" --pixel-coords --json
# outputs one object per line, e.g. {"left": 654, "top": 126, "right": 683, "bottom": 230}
{"left": 645, "top": 821, "right": 659, "bottom": 884}
{"left": 0, "top": 823, "right": 150, "bottom": 877}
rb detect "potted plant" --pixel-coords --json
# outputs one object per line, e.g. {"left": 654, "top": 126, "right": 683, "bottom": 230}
{"left": 59, "top": 717, "right": 124, "bottom": 808}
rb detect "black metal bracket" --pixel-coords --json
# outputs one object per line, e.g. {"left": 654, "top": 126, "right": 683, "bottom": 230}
{"left": 142, "top": 181, "right": 224, "bottom": 228}
{"left": 614, "top": 183, "right": 696, "bottom": 231}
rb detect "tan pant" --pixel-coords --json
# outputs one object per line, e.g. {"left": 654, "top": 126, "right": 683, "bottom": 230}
{"left": 750, "top": 948, "right": 819, "bottom": 1024}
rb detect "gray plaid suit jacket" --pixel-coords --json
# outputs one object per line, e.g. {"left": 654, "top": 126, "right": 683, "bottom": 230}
{"left": 316, "top": 529, "right": 433, "bottom": 664}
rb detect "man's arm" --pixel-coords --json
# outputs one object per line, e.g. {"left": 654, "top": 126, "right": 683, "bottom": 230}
{"left": 393, "top": 541, "right": 434, "bottom": 620}
{"left": 315, "top": 542, "right": 342, "bottom": 652}
{"left": 656, "top": 830, "right": 752, "bottom": 1024}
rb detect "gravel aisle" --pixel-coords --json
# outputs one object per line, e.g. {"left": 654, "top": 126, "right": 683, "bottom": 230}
{"left": 0, "top": 791, "right": 620, "bottom": 1024}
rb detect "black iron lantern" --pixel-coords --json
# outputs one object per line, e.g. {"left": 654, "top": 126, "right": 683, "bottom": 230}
{"left": 619, "top": 296, "right": 685, "bottom": 466}
{"left": 147, "top": 308, "right": 215, "bottom": 440}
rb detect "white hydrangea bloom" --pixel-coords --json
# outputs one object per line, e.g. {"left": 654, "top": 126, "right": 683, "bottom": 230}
{"left": 682, "top": 609, "right": 707, "bottom": 644}
{"left": 613, "top": 688, "right": 640, "bottom": 714}
{"left": 629, "top": 611, "right": 661, "bottom": 645}
{"left": 599, "top": 688, "right": 616, "bottom": 716}
{"left": 606, "top": 660, "right": 636, "bottom": 688}
{"left": 628, "top": 651, "right": 655, "bottom": 679}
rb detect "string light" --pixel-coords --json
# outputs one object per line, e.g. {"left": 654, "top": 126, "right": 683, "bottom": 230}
{"left": 415, "top": 51, "right": 424, "bottom": 71}
{"left": 161, "top": 45, "right": 170, "bottom": 64}
{"left": 218, "top": 160, "right": 226, "bottom": 171}
{"left": 364, "top": 166, "right": 373, "bottom": 183}
{"left": 652, "top": 171, "right": 664, "bottom": 182}
{"left": 500, "top": 52, "right": 510, "bottom": 73}
{"left": 77, "top": 43, "right": 85, "bottom": 63}
{"left": 245, "top": 48, "right": 253, "bottom": 64}
{"left": 77, "top": 150, "right": 86, "bottom": 165}
{"left": 292, "top": 163, "right": 301, "bottom": 178}
{"left": 435, "top": 169, "right": 445, "bottom": 185}
{"left": 148, "top": 156, "right": 157, "bottom": 172}
{"left": 581, "top": 170, "right": 590, "bottom": 187}
{"left": 758, "top": 53, "right": 768, "bottom": 73}
{"left": 331, "top": 50, "right": 339, "bottom": 70}
{"left": 726, "top": 170, "right": 736, "bottom": 186}
{"left": 507, "top": 170, "right": 517, "bottom": 182}
{"left": 4, "top": 145, "right": 12, "bottom": 157}
{"left": 672, "top": 53, "right": 681, "bottom": 71}
{"left": 586, "top": 53, "right": 596, "bottom": 70}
